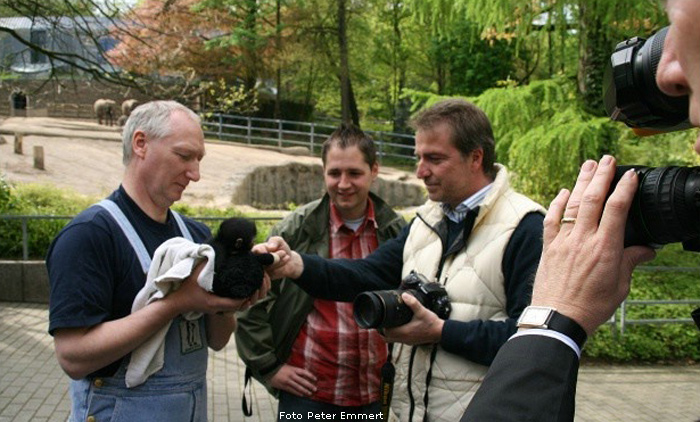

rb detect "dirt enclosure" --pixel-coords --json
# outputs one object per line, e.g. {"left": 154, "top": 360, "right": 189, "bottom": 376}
{"left": 0, "top": 117, "right": 425, "bottom": 211}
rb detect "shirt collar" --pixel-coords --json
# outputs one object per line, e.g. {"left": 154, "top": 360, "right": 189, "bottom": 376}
{"left": 330, "top": 198, "right": 378, "bottom": 233}
{"left": 442, "top": 183, "right": 493, "bottom": 223}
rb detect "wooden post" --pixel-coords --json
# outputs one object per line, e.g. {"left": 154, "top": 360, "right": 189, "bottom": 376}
{"left": 14, "top": 133, "right": 23, "bottom": 154}
{"left": 33, "top": 146, "right": 45, "bottom": 170}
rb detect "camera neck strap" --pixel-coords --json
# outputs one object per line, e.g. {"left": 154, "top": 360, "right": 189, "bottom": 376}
{"left": 379, "top": 343, "right": 395, "bottom": 422}
{"left": 406, "top": 344, "right": 439, "bottom": 422}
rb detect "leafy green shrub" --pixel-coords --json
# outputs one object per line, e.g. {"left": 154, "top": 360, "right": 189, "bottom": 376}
{"left": 0, "top": 181, "right": 95, "bottom": 259}
{"left": 405, "top": 78, "right": 620, "bottom": 204}
{"left": 0, "top": 180, "right": 283, "bottom": 259}
{"left": 583, "top": 243, "right": 700, "bottom": 363}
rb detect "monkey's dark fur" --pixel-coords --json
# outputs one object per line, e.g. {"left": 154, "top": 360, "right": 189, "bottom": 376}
{"left": 207, "top": 218, "right": 274, "bottom": 299}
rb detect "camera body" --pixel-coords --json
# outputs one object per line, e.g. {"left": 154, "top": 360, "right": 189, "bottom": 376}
{"left": 353, "top": 271, "right": 452, "bottom": 329}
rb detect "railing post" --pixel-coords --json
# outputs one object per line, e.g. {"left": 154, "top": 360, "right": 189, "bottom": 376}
{"left": 247, "top": 117, "right": 252, "bottom": 145}
{"left": 218, "top": 113, "right": 223, "bottom": 140}
{"left": 22, "top": 218, "right": 28, "bottom": 261}
{"left": 278, "top": 119, "right": 283, "bottom": 148}
{"left": 620, "top": 300, "right": 627, "bottom": 336}
{"left": 310, "top": 123, "right": 315, "bottom": 155}
{"left": 377, "top": 132, "right": 384, "bottom": 164}
{"left": 610, "top": 310, "right": 618, "bottom": 340}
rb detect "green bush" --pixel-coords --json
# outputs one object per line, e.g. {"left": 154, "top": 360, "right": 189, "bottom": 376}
{"left": 0, "top": 180, "right": 283, "bottom": 259}
{"left": 583, "top": 244, "right": 700, "bottom": 363}
{"left": 0, "top": 180, "right": 95, "bottom": 259}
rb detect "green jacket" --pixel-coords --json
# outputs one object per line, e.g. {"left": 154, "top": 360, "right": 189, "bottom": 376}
{"left": 235, "top": 192, "right": 406, "bottom": 395}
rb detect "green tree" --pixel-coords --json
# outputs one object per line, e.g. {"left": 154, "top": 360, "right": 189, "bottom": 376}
{"left": 405, "top": 77, "right": 619, "bottom": 203}
{"left": 429, "top": 20, "right": 516, "bottom": 97}
{"left": 407, "top": 0, "right": 668, "bottom": 115}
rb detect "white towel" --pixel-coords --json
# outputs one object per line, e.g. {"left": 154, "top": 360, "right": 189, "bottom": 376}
{"left": 126, "top": 237, "right": 216, "bottom": 388}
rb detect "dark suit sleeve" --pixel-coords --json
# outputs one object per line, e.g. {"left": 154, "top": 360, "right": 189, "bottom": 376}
{"left": 461, "top": 334, "right": 579, "bottom": 422}
{"left": 294, "top": 223, "right": 411, "bottom": 302}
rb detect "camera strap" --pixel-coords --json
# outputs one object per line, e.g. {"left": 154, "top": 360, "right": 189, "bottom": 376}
{"left": 407, "top": 346, "right": 418, "bottom": 421}
{"left": 421, "top": 344, "right": 439, "bottom": 422}
{"left": 406, "top": 344, "right": 439, "bottom": 422}
{"left": 379, "top": 343, "right": 395, "bottom": 422}
{"left": 241, "top": 367, "right": 253, "bottom": 417}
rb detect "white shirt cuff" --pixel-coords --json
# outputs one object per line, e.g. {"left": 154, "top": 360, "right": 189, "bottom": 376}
{"left": 509, "top": 328, "right": 582, "bottom": 359}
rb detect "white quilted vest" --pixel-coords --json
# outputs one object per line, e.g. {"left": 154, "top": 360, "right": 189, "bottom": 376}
{"left": 390, "top": 165, "right": 545, "bottom": 422}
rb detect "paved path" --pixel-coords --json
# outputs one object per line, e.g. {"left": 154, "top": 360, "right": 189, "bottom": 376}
{"left": 1, "top": 302, "right": 699, "bottom": 421}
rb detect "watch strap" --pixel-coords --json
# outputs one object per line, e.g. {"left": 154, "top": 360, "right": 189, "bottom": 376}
{"left": 546, "top": 311, "right": 588, "bottom": 349}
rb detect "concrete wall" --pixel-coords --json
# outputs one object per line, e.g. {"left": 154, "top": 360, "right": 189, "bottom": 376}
{"left": 232, "top": 162, "right": 426, "bottom": 209}
{"left": 0, "top": 261, "right": 49, "bottom": 303}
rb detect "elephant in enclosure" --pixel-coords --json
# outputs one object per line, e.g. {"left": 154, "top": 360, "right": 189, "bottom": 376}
{"left": 121, "top": 99, "right": 138, "bottom": 117}
{"left": 94, "top": 99, "right": 117, "bottom": 126}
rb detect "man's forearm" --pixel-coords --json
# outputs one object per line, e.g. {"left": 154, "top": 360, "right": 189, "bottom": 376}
{"left": 207, "top": 313, "right": 236, "bottom": 351}
{"left": 53, "top": 297, "right": 183, "bottom": 379}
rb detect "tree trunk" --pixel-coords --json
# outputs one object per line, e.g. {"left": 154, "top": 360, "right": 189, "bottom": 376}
{"left": 391, "top": 0, "right": 409, "bottom": 133}
{"left": 337, "top": 0, "right": 353, "bottom": 124}
{"left": 348, "top": 76, "right": 360, "bottom": 127}
{"left": 577, "top": 0, "right": 609, "bottom": 116}
{"left": 274, "top": 0, "right": 282, "bottom": 119}
{"left": 243, "top": 0, "right": 259, "bottom": 91}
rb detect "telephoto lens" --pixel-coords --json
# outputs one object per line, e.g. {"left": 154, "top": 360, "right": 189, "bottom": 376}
{"left": 353, "top": 271, "right": 451, "bottom": 329}
{"left": 612, "top": 166, "right": 700, "bottom": 251}
{"left": 603, "top": 26, "right": 690, "bottom": 134}
{"left": 353, "top": 290, "right": 415, "bottom": 329}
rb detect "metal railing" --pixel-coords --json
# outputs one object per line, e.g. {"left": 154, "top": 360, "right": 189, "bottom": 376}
{"left": 1, "top": 213, "right": 698, "bottom": 334}
{"left": 200, "top": 113, "right": 417, "bottom": 162}
{"left": 0, "top": 214, "right": 283, "bottom": 261}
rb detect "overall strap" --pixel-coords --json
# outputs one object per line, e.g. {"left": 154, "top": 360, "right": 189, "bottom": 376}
{"left": 96, "top": 200, "right": 194, "bottom": 273}
{"left": 171, "top": 210, "right": 193, "bottom": 241}
{"left": 97, "top": 199, "right": 151, "bottom": 274}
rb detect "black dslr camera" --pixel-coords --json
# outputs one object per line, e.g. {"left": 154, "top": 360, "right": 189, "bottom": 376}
{"left": 353, "top": 271, "right": 451, "bottom": 329}
{"left": 603, "top": 27, "right": 700, "bottom": 251}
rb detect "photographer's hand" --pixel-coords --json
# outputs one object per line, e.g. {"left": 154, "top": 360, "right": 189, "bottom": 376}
{"left": 381, "top": 293, "right": 444, "bottom": 345}
{"left": 531, "top": 156, "right": 656, "bottom": 336}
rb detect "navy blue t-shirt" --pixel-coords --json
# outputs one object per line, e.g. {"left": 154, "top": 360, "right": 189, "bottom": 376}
{"left": 47, "top": 186, "right": 210, "bottom": 375}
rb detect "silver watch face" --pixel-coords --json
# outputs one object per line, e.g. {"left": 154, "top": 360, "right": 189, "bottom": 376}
{"left": 518, "top": 306, "right": 556, "bottom": 327}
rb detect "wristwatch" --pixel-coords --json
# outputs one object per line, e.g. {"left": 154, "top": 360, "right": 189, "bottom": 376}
{"left": 517, "top": 306, "right": 587, "bottom": 348}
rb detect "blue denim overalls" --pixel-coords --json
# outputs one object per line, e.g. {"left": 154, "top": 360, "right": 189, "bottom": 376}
{"left": 68, "top": 200, "right": 208, "bottom": 422}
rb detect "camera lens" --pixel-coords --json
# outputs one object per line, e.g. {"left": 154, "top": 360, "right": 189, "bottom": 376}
{"left": 603, "top": 26, "right": 690, "bottom": 133}
{"left": 353, "top": 292, "right": 386, "bottom": 329}
{"left": 353, "top": 290, "right": 415, "bottom": 329}
{"left": 613, "top": 166, "right": 700, "bottom": 247}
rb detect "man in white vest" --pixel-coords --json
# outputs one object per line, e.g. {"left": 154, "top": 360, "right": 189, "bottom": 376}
{"left": 262, "top": 99, "right": 546, "bottom": 422}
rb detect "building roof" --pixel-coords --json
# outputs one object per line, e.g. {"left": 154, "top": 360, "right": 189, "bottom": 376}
{"left": 0, "top": 16, "right": 121, "bottom": 33}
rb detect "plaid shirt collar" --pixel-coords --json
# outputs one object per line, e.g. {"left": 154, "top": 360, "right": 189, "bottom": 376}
{"left": 442, "top": 183, "right": 493, "bottom": 223}
{"left": 329, "top": 199, "right": 378, "bottom": 233}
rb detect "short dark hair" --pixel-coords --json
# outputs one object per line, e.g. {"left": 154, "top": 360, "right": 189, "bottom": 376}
{"left": 410, "top": 99, "right": 496, "bottom": 178}
{"left": 321, "top": 123, "right": 377, "bottom": 168}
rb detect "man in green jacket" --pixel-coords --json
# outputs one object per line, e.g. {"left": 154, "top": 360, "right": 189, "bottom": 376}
{"left": 236, "top": 123, "right": 406, "bottom": 421}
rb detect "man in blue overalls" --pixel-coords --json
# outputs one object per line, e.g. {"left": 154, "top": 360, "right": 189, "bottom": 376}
{"left": 47, "top": 100, "right": 267, "bottom": 421}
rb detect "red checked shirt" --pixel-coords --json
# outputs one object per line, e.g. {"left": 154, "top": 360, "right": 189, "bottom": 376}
{"left": 287, "top": 199, "right": 388, "bottom": 406}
